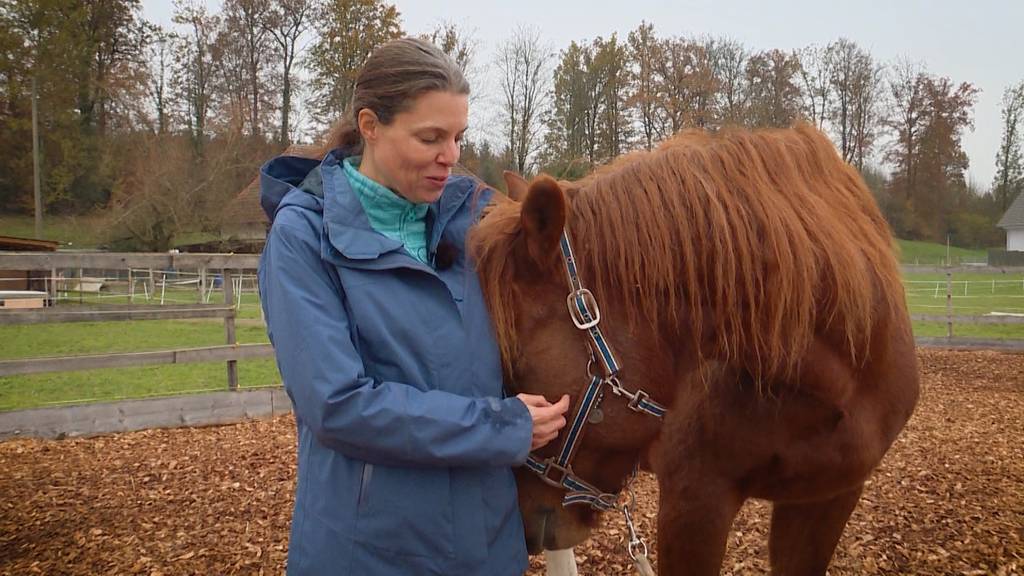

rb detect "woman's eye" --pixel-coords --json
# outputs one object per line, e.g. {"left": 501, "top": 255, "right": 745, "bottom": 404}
{"left": 419, "top": 135, "right": 438, "bottom": 144}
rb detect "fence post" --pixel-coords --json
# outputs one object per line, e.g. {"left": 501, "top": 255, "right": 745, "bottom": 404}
{"left": 198, "top": 267, "right": 206, "bottom": 304}
{"left": 223, "top": 269, "right": 238, "bottom": 391}
{"left": 946, "top": 269, "right": 953, "bottom": 339}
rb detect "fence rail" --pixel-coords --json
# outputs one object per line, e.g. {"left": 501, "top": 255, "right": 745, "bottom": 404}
{"left": 0, "top": 251, "right": 261, "bottom": 270}
{"left": 0, "top": 303, "right": 236, "bottom": 325}
{"left": 911, "top": 313, "right": 1024, "bottom": 325}
{"left": 0, "top": 344, "right": 274, "bottom": 377}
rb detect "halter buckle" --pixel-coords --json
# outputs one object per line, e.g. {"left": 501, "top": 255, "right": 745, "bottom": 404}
{"left": 627, "top": 389, "right": 652, "bottom": 412}
{"left": 566, "top": 288, "right": 601, "bottom": 329}
{"left": 536, "top": 460, "right": 573, "bottom": 489}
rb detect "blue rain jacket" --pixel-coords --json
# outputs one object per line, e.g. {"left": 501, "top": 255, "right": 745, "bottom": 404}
{"left": 257, "top": 150, "right": 533, "bottom": 575}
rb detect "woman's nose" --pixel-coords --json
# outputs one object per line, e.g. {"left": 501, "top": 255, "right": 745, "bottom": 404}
{"left": 437, "top": 138, "right": 460, "bottom": 166}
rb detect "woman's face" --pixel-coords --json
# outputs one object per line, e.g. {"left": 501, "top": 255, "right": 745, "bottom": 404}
{"left": 359, "top": 90, "right": 469, "bottom": 204}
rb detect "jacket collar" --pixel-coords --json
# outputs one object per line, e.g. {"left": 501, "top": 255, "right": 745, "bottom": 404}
{"left": 321, "top": 150, "right": 475, "bottom": 262}
{"left": 321, "top": 151, "right": 405, "bottom": 260}
{"left": 260, "top": 148, "right": 477, "bottom": 265}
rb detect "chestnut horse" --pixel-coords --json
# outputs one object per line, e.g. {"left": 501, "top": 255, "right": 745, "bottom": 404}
{"left": 470, "top": 124, "right": 920, "bottom": 575}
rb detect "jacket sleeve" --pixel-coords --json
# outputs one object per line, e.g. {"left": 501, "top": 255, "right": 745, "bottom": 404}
{"left": 258, "top": 214, "right": 533, "bottom": 469}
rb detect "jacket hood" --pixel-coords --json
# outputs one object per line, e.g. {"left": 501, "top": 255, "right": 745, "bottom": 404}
{"left": 259, "top": 154, "right": 323, "bottom": 223}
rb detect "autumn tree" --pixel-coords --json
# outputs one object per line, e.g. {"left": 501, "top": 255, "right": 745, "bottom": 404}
{"left": 745, "top": 48, "right": 801, "bottom": 128}
{"left": 626, "top": 21, "right": 660, "bottom": 150}
{"left": 305, "top": 0, "right": 402, "bottom": 128}
{"left": 885, "top": 63, "right": 978, "bottom": 239}
{"left": 545, "top": 40, "right": 590, "bottom": 169}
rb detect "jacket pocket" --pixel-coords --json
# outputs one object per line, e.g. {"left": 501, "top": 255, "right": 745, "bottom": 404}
{"left": 353, "top": 465, "right": 455, "bottom": 558}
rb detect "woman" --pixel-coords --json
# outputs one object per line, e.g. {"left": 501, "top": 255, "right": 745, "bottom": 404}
{"left": 258, "top": 37, "right": 570, "bottom": 575}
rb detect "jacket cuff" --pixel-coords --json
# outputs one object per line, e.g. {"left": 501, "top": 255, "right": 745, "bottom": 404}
{"left": 493, "top": 396, "right": 533, "bottom": 465}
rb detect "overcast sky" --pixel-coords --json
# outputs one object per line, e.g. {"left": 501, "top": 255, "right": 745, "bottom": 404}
{"left": 142, "top": 0, "right": 1023, "bottom": 187}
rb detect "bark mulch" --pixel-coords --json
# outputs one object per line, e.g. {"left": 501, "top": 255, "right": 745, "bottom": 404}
{"left": 1, "top": 349, "right": 1021, "bottom": 575}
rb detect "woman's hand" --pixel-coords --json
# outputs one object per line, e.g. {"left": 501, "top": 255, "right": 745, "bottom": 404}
{"left": 516, "top": 393, "right": 571, "bottom": 451}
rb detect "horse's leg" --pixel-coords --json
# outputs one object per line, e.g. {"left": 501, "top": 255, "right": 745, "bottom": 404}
{"left": 544, "top": 548, "right": 579, "bottom": 576}
{"left": 768, "top": 484, "right": 864, "bottom": 576}
{"left": 656, "top": 480, "right": 744, "bottom": 576}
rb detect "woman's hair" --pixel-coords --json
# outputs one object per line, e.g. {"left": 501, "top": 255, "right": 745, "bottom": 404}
{"left": 323, "top": 37, "right": 470, "bottom": 157}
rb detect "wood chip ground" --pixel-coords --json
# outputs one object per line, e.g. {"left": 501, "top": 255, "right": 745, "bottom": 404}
{"left": 1, "top": 349, "right": 1021, "bottom": 575}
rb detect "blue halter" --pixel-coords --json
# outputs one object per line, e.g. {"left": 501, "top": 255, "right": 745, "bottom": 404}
{"left": 524, "top": 230, "right": 668, "bottom": 511}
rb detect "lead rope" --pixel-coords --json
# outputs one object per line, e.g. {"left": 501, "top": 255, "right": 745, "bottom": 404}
{"left": 622, "top": 468, "right": 656, "bottom": 576}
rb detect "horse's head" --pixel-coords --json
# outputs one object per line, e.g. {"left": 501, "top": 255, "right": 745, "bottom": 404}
{"left": 472, "top": 172, "right": 674, "bottom": 553}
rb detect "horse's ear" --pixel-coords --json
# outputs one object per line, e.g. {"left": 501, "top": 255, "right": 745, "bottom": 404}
{"left": 520, "top": 175, "right": 566, "bottom": 267}
{"left": 503, "top": 170, "right": 529, "bottom": 202}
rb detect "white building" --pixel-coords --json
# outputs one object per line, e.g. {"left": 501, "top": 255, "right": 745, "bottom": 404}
{"left": 998, "top": 192, "right": 1024, "bottom": 251}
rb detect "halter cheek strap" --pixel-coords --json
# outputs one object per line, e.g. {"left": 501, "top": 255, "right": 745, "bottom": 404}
{"left": 524, "top": 230, "right": 667, "bottom": 511}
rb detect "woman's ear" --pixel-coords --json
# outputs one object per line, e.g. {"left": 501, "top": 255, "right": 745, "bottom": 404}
{"left": 357, "top": 108, "right": 379, "bottom": 142}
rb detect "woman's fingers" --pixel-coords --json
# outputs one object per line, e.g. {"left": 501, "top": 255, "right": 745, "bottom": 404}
{"left": 519, "top": 393, "right": 571, "bottom": 451}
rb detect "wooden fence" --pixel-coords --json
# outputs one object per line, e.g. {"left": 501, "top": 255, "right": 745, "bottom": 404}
{"left": 0, "top": 252, "right": 274, "bottom": 386}
{"left": 901, "top": 265, "right": 1024, "bottom": 349}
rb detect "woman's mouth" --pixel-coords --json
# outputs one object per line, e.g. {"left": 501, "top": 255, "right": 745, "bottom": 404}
{"left": 425, "top": 175, "right": 448, "bottom": 188}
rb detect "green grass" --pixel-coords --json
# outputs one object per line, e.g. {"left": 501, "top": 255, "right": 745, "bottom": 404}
{"left": 0, "top": 213, "right": 110, "bottom": 248}
{"left": 0, "top": 320, "right": 269, "bottom": 360}
{"left": 904, "top": 271, "right": 1024, "bottom": 339}
{"left": 0, "top": 360, "right": 281, "bottom": 411}
{"left": 0, "top": 318, "right": 274, "bottom": 412}
{"left": 895, "top": 239, "right": 989, "bottom": 266}
{"left": 0, "top": 213, "right": 226, "bottom": 250}
{"left": 911, "top": 322, "right": 1024, "bottom": 339}
{"left": 3, "top": 267, "right": 1022, "bottom": 412}
{"left": 903, "top": 272, "right": 1024, "bottom": 315}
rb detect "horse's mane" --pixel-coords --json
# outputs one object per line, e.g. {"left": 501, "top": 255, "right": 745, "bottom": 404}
{"left": 473, "top": 123, "right": 905, "bottom": 380}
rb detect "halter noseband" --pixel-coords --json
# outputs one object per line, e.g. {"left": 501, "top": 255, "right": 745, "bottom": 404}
{"left": 524, "top": 230, "right": 668, "bottom": 511}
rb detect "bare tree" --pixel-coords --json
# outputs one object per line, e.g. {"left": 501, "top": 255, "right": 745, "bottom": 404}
{"left": 144, "top": 26, "right": 174, "bottom": 134}
{"left": 173, "top": 0, "right": 219, "bottom": 155}
{"left": 221, "top": 0, "right": 274, "bottom": 138}
{"left": 993, "top": 81, "right": 1024, "bottom": 212}
{"left": 823, "top": 37, "right": 864, "bottom": 162}
{"left": 884, "top": 59, "right": 927, "bottom": 198}
{"left": 423, "top": 22, "right": 477, "bottom": 75}
{"left": 496, "top": 26, "right": 553, "bottom": 174}
{"left": 796, "top": 43, "right": 832, "bottom": 129}
{"left": 849, "top": 56, "right": 885, "bottom": 170}
{"left": 713, "top": 38, "right": 749, "bottom": 127}
{"left": 422, "top": 21, "right": 482, "bottom": 110}
{"left": 261, "top": 0, "right": 314, "bottom": 145}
